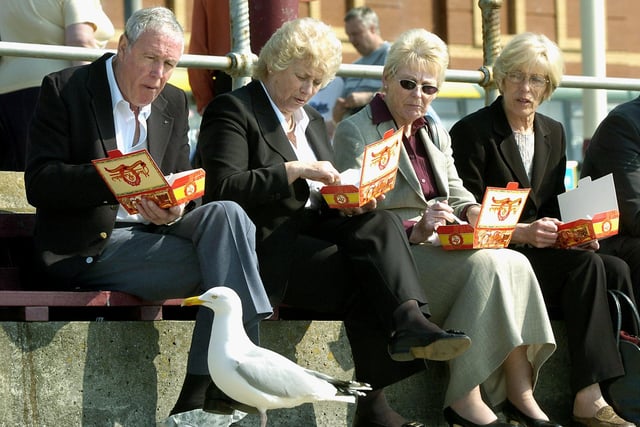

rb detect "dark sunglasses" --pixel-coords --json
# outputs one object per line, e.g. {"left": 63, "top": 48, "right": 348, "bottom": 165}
{"left": 398, "top": 79, "right": 438, "bottom": 95}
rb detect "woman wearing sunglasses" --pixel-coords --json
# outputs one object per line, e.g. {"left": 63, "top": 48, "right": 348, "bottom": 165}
{"left": 334, "top": 29, "right": 558, "bottom": 427}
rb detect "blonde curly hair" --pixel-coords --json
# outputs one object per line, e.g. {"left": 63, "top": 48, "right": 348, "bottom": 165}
{"left": 253, "top": 18, "right": 342, "bottom": 88}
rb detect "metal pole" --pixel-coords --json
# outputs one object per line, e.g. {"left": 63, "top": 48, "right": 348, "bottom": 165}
{"left": 227, "top": 0, "right": 298, "bottom": 89}
{"left": 478, "top": 0, "right": 503, "bottom": 105}
{"left": 228, "top": 0, "right": 255, "bottom": 88}
{"left": 124, "top": 0, "right": 142, "bottom": 22}
{"left": 580, "top": 0, "right": 607, "bottom": 155}
{"left": 248, "top": 0, "right": 298, "bottom": 54}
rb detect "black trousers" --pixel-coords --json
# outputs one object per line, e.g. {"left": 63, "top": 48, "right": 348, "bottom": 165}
{"left": 516, "top": 247, "right": 632, "bottom": 394}
{"left": 280, "top": 209, "right": 428, "bottom": 390}
{"left": 598, "top": 234, "right": 640, "bottom": 307}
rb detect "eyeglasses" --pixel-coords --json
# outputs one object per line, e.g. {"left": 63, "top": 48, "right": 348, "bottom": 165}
{"left": 505, "top": 71, "right": 549, "bottom": 89}
{"left": 398, "top": 79, "right": 439, "bottom": 95}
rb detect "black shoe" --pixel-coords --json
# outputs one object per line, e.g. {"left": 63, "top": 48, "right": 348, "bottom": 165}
{"left": 388, "top": 328, "right": 471, "bottom": 362}
{"left": 353, "top": 413, "right": 425, "bottom": 427}
{"left": 202, "top": 382, "right": 259, "bottom": 415}
{"left": 443, "top": 407, "right": 512, "bottom": 427}
{"left": 353, "top": 420, "right": 425, "bottom": 427}
{"left": 502, "top": 400, "right": 562, "bottom": 427}
{"left": 169, "top": 373, "right": 211, "bottom": 415}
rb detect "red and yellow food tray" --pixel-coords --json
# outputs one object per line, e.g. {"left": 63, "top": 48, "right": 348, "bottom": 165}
{"left": 321, "top": 127, "right": 403, "bottom": 208}
{"left": 437, "top": 182, "right": 530, "bottom": 250}
{"left": 556, "top": 174, "right": 619, "bottom": 248}
{"left": 92, "top": 149, "right": 205, "bottom": 215}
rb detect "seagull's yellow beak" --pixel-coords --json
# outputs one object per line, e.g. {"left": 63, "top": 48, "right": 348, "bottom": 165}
{"left": 182, "top": 296, "right": 204, "bottom": 307}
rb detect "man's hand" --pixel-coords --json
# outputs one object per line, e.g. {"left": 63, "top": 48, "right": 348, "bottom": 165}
{"left": 332, "top": 92, "right": 374, "bottom": 122}
{"left": 344, "top": 91, "right": 374, "bottom": 110}
{"left": 134, "top": 198, "right": 184, "bottom": 226}
{"left": 332, "top": 97, "right": 348, "bottom": 122}
{"left": 512, "top": 217, "right": 561, "bottom": 248}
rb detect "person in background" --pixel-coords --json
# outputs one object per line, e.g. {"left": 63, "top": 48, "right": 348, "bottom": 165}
{"left": 334, "top": 28, "right": 558, "bottom": 427}
{"left": 449, "top": 32, "right": 636, "bottom": 427}
{"left": 332, "top": 6, "right": 390, "bottom": 123}
{"left": 196, "top": 17, "right": 472, "bottom": 427}
{"left": 24, "top": 7, "right": 272, "bottom": 425}
{"left": 332, "top": 6, "right": 442, "bottom": 128}
{"left": 581, "top": 97, "right": 640, "bottom": 305}
{"left": 187, "top": 0, "right": 232, "bottom": 116}
{"left": 0, "top": 0, "right": 114, "bottom": 171}
{"left": 308, "top": 77, "right": 344, "bottom": 140}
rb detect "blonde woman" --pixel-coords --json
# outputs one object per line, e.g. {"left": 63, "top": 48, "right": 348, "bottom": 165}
{"left": 450, "top": 32, "right": 636, "bottom": 427}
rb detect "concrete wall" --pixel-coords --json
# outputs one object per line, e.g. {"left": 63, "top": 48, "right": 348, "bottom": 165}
{"left": 0, "top": 172, "right": 34, "bottom": 213}
{"left": 0, "top": 320, "right": 572, "bottom": 427}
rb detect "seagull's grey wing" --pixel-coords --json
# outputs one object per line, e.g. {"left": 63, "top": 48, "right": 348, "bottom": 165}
{"left": 235, "top": 348, "right": 334, "bottom": 399}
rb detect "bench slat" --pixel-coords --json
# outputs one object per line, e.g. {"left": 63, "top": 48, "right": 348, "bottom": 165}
{"left": 0, "top": 213, "right": 35, "bottom": 238}
{"left": 0, "top": 290, "right": 182, "bottom": 307}
{"left": 0, "top": 290, "right": 184, "bottom": 321}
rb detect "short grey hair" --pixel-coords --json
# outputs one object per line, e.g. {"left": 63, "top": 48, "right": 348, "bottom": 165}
{"left": 383, "top": 29, "right": 449, "bottom": 88}
{"left": 344, "top": 6, "right": 380, "bottom": 35}
{"left": 124, "top": 7, "right": 184, "bottom": 53}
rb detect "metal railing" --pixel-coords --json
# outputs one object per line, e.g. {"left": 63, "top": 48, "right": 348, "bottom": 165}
{"left": 3, "top": 41, "right": 640, "bottom": 93}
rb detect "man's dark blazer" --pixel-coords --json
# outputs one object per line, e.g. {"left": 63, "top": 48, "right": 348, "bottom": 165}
{"left": 197, "top": 80, "right": 335, "bottom": 299}
{"left": 582, "top": 96, "right": 640, "bottom": 237}
{"left": 449, "top": 96, "right": 567, "bottom": 223}
{"left": 25, "top": 53, "right": 191, "bottom": 264}
{"left": 581, "top": 96, "right": 640, "bottom": 304}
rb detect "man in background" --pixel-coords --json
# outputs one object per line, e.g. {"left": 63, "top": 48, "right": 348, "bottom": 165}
{"left": 331, "top": 6, "right": 439, "bottom": 125}
{"left": 332, "top": 6, "right": 389, "bottom": 123}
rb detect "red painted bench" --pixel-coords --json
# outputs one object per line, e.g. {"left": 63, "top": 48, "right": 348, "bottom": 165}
{"left": 0, "top": 290, "right": 184, "bottom": 321}
{"left": 0, "top": 211, "right": 190, "bottom": 321}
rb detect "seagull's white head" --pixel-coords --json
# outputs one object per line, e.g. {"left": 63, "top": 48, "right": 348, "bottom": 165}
{"left": 181, "top": 286, "right": 242, "bottom": 315}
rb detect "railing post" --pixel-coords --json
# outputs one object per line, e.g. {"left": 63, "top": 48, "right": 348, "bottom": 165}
{"left": 478, "top": 0, "right": 503, "bottom": 105}
{"left": 581, "top": 0, "right": 608, "bottom": 152}
{"left": 228, "top": 0, "right": 255, "bottom": 88}
{"left": 124, "top": 0, "right": 143, "bottom": 22}
{"left": 248, "top": 0, "right": 299, "bottom": 54}
{"left": 227, "top": 0, "right": 299, "bottom": 89}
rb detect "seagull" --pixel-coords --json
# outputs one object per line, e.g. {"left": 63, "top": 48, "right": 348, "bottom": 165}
{"left": 182, "top": 286, "right": 372, "bottom": 427}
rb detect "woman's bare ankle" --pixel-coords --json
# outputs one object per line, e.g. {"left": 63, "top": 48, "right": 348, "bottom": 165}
{"left": 573, "top": 383, "right": 607, "bottom": 418}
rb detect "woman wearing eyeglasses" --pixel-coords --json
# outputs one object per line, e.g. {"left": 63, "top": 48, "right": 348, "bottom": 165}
{"left": 334, "top": 29, "right": 558, "bottom": 427}
{"left": 449, "top": 32, "right": 636, "bottom": 427}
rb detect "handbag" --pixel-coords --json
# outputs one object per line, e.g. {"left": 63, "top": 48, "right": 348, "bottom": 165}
{"left": 602, "top": 289, "right": 640, "bottom": 424}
